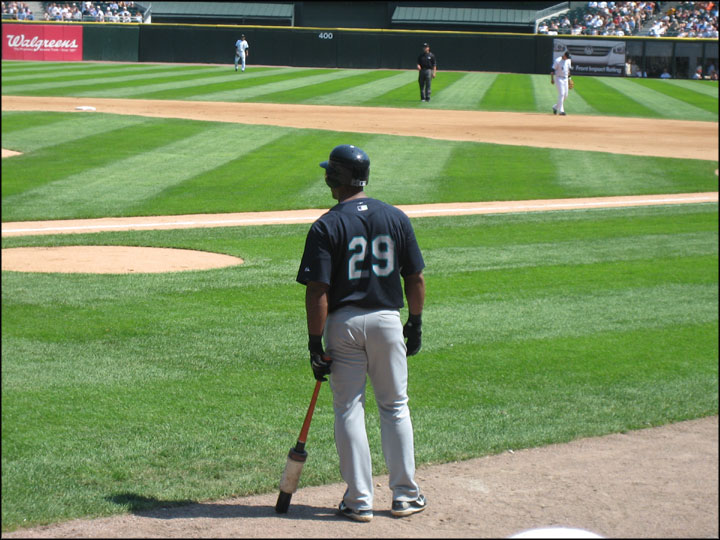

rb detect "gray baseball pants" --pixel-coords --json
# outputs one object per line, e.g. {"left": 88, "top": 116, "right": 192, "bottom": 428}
{"left": 325, "top": 306, "right": 420, "bottom": 511}
{"left": 418, "top": 69, "right": 433, "bottom": 100}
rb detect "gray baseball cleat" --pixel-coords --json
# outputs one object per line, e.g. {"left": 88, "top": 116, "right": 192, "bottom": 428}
{"left": 391, "top": 493, "right": 427, "bottom": 517}
{"left": 338, "top": 501, "right": 373, "bottom": 522}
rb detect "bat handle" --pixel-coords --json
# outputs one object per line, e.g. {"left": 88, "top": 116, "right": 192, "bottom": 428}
{"left": 297, "top": 380, "right": 322, "bottom": 444}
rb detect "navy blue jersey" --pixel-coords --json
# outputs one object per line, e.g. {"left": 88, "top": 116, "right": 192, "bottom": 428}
{"left": 418, "top": 51, "right": 436, "bottom": 70}
{"left": 297, "top": 197, "right": 425, "bottom": 312}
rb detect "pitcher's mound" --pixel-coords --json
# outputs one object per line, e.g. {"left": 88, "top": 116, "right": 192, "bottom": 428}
{"left": 1, "top": 246, "right": 244, "bottom": 274}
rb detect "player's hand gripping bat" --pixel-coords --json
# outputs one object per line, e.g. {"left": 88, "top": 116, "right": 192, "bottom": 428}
{"left": 274, "top": 378, "right": 325, "bottom": 513}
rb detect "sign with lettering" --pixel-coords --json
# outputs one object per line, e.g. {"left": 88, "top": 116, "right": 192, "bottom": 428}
{"left": 3, "top": 24, "right": 83, "bottom": 61}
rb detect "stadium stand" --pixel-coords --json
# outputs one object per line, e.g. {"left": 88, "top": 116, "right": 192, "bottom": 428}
{"left": 6, "top": 1, "right": 716, "bottom": 40}
{"left": 35, "top": 1, "right": 145, "bottom": 22}
{"left": 2, "top": 1, "right": 39, "bottom": 19}
{"left": 146, "top": 2, "right": 294, "bottom": 26}
{"left": 647, "top": 1, "right": 718, "bottom": 37}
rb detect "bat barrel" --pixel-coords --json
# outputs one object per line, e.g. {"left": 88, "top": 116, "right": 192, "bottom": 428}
{"left": 274, "top": 380, "right": 323, "bottom": 515}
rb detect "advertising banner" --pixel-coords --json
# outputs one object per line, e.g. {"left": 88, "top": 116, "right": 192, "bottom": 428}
{"left": 2, "top": 24, "right": 83, "bottom": 61}
{"left": 553, "top": 38, "right": 626, "bottom": 76}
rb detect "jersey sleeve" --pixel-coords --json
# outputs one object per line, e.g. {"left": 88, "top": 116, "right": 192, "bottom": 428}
{"left": 296, "top": 219, "right": 333, "bottom": 286}
{"left": 398, "top": 214, "right": 425, "bottom": 277}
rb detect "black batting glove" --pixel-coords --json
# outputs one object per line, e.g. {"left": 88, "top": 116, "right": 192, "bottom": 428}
{"left": 403, "top": 313, "right": 422, "bottom": 356}
{"left": 308, "top": 335, "right": 332, "bottom": 382}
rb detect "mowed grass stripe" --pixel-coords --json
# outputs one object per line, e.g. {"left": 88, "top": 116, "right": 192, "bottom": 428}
{"left": 530, "top": 74, "right": 597, "bottom": 115}
{"left": 424, "top": 231, "right": 717, "bottom": 274}
{"left": 662, "top": 79, "right": 720, "bottom": 98}
{"left": 132, "top": 129, "right": 329, "bottom": 215}
{"left": 362, "top": 76, "right": 424, "bottom": 106}
{"left": 436, "top": 283, "right": 717, "bottom": 344}
{"left": 625, "top": 78, "right": 719, "bottom": 114}
{"left": 413, "top": 71, "right": 469, "bottom": 105}
{"left": 417, "top": 203, "right": 716, "bottom": 248}
{"left": 1, "top": 61, "right": 157, "bottom": 75}
{"left": 571, "top": 76, "right": 660, "bottom": 117}
{"left": 0, "top": 118, "right": 169, "bottom": 201}
{"left": 186, "top": 69, "right": 360, "bottom": 102}
{"left": 303, "top": 70, "right": 411, "bottom": 105}
{"left": 359, "top": 135, "right": 456, "bottom": 201}
{"left": 0, "top": 112, "right": 149, "bottom": 153}
{"left": 597, "top": 77, "right": 715, "bottom": 121}
{"left": 359, "top": 72, "right": 468, "bottom": 107}
{"left": 1, "top": 65, "right": 222, "bottom": 93}
{"left": 2, "top": 112, "right": 717, "bottom": 221}
{"left": 3, "top": 121, "right": 285, "bottom": 220}
{"left": 430, "top": 72, "right": 498, "bottom": 109}
{"left": 84, "top": 67, "right": 289, "bottom": 98}
{"left": 0, "top": 63, "right": 197, "bottom": 83}
{"left": 245, "top": 69, "right": 376, "bottom": 103}
{"left": 548, "top": 148, "right": 716, "bottom": 195}
{"left": 478, "top": 73, "right": 536, "bottom": 112}
{"left": 1, "top": 110, "right": 74, "bottom": 135}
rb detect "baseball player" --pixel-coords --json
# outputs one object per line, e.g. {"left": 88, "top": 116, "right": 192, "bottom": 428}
{"left": 234, "top": 34, "right": 249, "bottom": 72}
{"left": 550, "top": 51, "right": 572, "bottom": 115}
{"left": 417, "top": 42, "right": 437, "bottom": 102}
{"left": 297, "top": 144, "right": 427, "bottom": 522}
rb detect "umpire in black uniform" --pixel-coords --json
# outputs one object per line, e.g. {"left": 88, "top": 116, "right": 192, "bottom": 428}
{"left": 417, "top": 42, "right": 437, "bottom": 102}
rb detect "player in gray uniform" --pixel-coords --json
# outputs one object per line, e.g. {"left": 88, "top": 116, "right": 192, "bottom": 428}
{"left": 297, "top": 144, "right": 427, "bottom": 522}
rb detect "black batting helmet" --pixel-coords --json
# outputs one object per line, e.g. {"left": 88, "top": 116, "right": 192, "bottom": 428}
{"left": 320, "top": 144, "right": 370, "bottom": 188}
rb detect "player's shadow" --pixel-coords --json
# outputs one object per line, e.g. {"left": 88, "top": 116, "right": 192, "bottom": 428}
{"left": 106, "top": 493, "right": 338, "bottom": 521}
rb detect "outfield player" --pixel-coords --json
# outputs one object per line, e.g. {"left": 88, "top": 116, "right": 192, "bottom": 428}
{"left": 551, "top": 51, "right": 572, "bottom": 115}
{"left": 234, "top": 34, "right": 249, "bottom": 72}
{"left": 297, "top": 144, "right": 427, "bottom": 522}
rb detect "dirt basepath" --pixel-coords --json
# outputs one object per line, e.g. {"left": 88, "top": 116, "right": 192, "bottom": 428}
{"left": 2, "top": 96, "right": 718, "bottom": 160}
{"left": 3, "top": 416, "right": 717, "bottom": 539}
{"left": 3, "top": 193, "right": 717, "bottom": 238}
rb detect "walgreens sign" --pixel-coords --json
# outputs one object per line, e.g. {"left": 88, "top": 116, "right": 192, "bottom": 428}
{"left": 2, "top": 24, "right": 82, "bottom": 61}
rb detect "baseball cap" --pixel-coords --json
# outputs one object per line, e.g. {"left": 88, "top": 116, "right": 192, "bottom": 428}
{"left": 423, "top": 42, "right": 429, "bottom": 47}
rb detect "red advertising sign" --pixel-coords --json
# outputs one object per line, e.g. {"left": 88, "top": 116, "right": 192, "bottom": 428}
{"left": 2, "top": 24, "right": 83, "bottom": 61}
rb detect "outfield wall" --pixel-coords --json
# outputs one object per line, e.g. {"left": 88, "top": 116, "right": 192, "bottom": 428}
{"left": 2, "top": 21, "right": 717, "bottom": 78}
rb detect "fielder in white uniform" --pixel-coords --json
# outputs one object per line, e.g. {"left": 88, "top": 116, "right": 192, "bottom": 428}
{"left": 234, "top": 34, "right": 249, "bottom": 72}
{"left": 551, "top": 51, "right": 572, "bottom": 115}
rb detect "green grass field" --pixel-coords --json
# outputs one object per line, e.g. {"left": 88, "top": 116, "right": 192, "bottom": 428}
{"left": 1, "top": 60, "right": 718, "bottom": 532}
{"left": 1, "top": 60, "right": 718, "bottom": 119}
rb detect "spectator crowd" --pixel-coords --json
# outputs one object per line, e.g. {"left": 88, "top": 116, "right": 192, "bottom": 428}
{"left": 2, "top": 1, "right": 143, "bottom": 21}
{"left": 648, "top": 1, "right": 718, "bottom": 37}
{"left": 2, "top": 1, "right": 36, "bottom": 19}
{"left": 539, "top": 1, "right": 658, "bottom": 36}
{"left": 538, "top": 1, "right": 717, "bottom": 38}
{"left": 43, "top": 1, "right": 143, "bottom": 22}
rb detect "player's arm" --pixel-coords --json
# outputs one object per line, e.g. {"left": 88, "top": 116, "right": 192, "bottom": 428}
{"left": 305, "top": 281, "right": 329, "bottom": 336}
{"left": 403, "top": 271, "right": 425, "bottom": 317}
{"left": 305, "top": 281, "right": 332, "bottom": 380}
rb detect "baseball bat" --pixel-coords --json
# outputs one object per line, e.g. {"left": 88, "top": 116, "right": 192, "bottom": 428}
{"left": 275, "top": 379, "right": 323, "bottom": 513}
